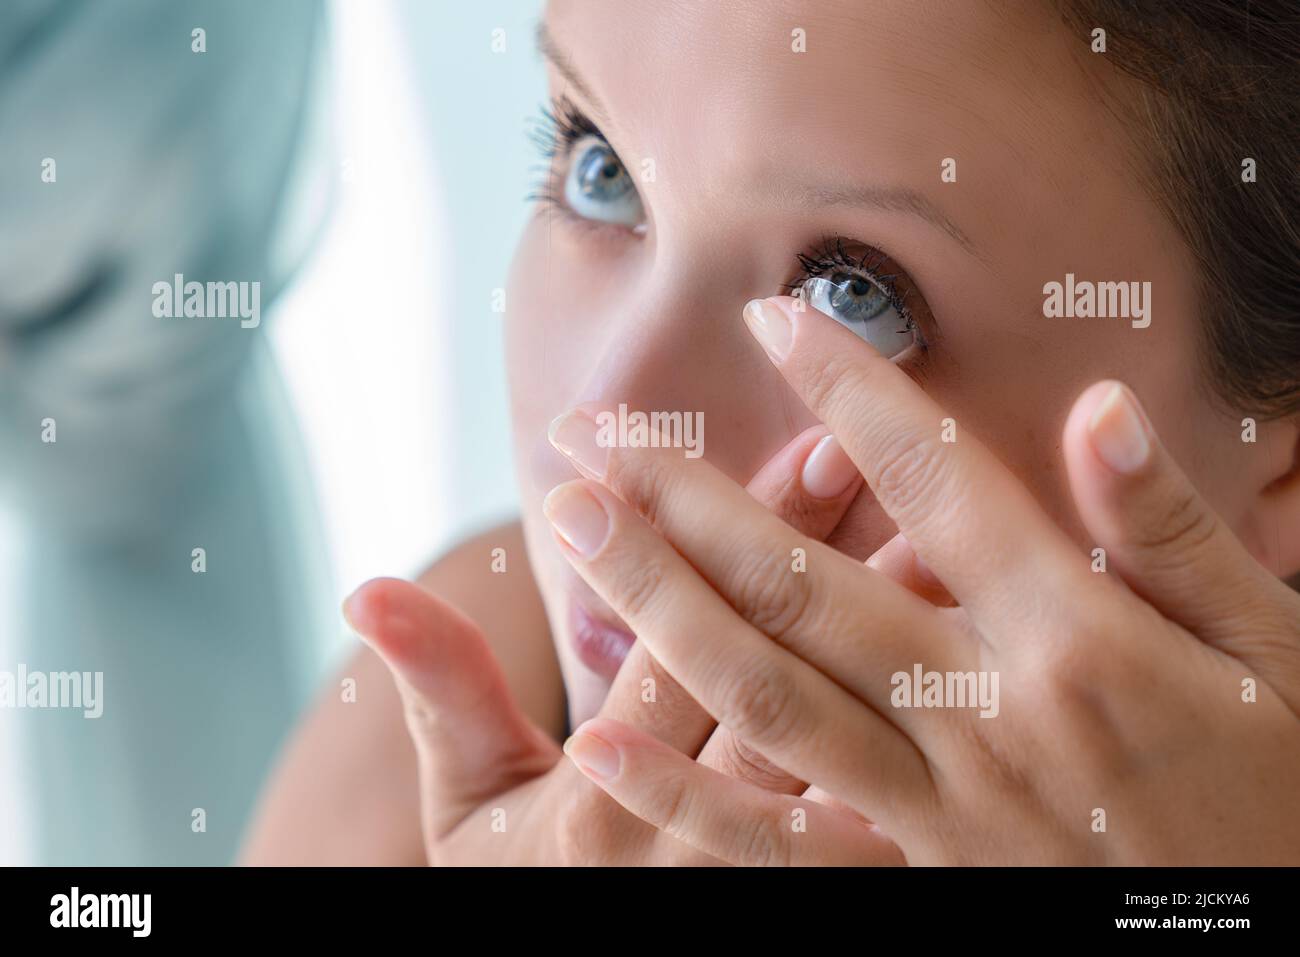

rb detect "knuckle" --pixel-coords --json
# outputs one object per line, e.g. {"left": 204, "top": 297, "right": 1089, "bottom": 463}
{"left": 606, "top": 448, "right": 675, "bottom": 531}
{"left": 650, "top": 771, "right": 695, "bottom": 838}
{"left": 1131, "top": 488, "right": 1217, "bottom": 556}
{"left": 615, "top": 554, "right": 673, "bottom": 622}
{"left": 729, "top": 548, "right": 816, "bottom": 640}
{"left": 718, "top": 657, "right": 803, "bottom": 750}
{"left": 872, "top": 429, "right": 947, "bottom": 518}
{"left": 1024, "top": 644, "right": 1132, "bottom": 784}
{"left": 735, "top": 815, "right": 790, "bottom": 868}
{"left": 1032, "top": 638, "right": 1097, "bottom": 705}
{"left": 802, "top": 351, "right": 875, "bottom": 427}
{"left": 1028, "top": 622, "right": 1136, "bottom": 719}
{"left": 777, "top": 490, "right": 828, "bottom": 537}
{"left": 715, "top": 733, "right": 794, "bottom": 791}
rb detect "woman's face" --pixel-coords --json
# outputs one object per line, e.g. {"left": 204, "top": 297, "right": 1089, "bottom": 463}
{"left": 505, "top": 0, "right": 1265, "bottom": 724}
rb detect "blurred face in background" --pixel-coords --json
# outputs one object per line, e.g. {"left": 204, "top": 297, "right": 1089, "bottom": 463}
{"left": 506, "top": 0, "right": 1265, "bottom": 724}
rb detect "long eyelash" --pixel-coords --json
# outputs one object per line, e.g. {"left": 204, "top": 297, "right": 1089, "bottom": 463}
{"left": 528, "top": 96, "right": 601, "bottom": 160}
{"left": 525, "top": 97, "right": 601, "bottom": 210}
{"left": 782, "top": 235, "right": 916, "bottom": 336}
{"left": 526, "top": 121, "right": 918, "bottom": 340}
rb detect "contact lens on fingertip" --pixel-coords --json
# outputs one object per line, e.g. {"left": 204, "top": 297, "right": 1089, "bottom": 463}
{"left": 799, "top": 275, "right": 916, "bottom": 358}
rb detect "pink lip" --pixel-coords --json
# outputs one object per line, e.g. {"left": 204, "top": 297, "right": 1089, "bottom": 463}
{"left": 569, "top": 599, "right": 636, "bottom": 681}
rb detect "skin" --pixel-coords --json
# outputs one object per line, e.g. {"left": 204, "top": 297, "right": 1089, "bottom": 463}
{"left": 555, "top": 300, "right": 1300, "bottom": 863}
{"left": 241, "top": 0, "right": 1300, "bottom": 864}
{"left": 344, "top": 429, "right": 895, "bottom": 865}
{"left": 239, "top": 523, "right": 560, "bottom": 864}
{"left": 509, "top": 0, "right": 1300, "bottom": 728}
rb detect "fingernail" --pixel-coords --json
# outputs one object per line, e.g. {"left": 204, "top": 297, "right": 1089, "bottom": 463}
{"left": 549, "top": 411, "right": 608, "bottom": 480}
{"left": 564, "top": 731, "right": 620, "bottom": 780}
{"left": 1089, "top": 383, "right": 1151, "bottom": 474}
{"left": 742, "top": 298, "right": 793, "bottom": 364}
{"left": 543, "top": 484, "right": 610, "bottom": 558}
{"left": 801, "top": 434, "right": 860, "bottom": 500}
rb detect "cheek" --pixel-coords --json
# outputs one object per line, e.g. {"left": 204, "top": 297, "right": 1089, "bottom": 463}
{"left": 819, "top": 391, "right": 1074, "bottom": 562}
{"left": 1144, "top": 401, "right": 1253, "bottom": 531}
{"left": 905, "top": 346, "right": 1080, "bottom": 544}
{"left": 504, "top": 220, "right": 591, "bottom": 449}
{"left": 504, "top": 220, "right": 551, "bottom": 400}
{"left": 504, "top": 217, "right": 822, "bottom": 488}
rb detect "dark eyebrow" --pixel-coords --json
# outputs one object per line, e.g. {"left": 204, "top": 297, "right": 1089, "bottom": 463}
{"left": 535, "top": 21, "right": 610, "bottom": 125}
{"left": 536, "top": 21, "right": 979, "bottom": 259}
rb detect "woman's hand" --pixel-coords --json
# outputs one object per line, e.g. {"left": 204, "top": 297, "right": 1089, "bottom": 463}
{"left": 343, "top": 421, "right": 893, "bottom": 864}
{"left": 548, "top": 295, "right": 1300, "bottom": 865}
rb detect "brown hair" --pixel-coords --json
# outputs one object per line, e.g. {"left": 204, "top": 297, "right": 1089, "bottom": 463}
{"left": 1058, "top": 1, "right": 1300, "bottom": 419}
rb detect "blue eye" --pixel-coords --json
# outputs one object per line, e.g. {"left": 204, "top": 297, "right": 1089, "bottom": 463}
{"left": 563, "top": 135, "right": 644, "bottom": 226}
{"left": 801, "top": 273, "right": 913, "bottom": 358}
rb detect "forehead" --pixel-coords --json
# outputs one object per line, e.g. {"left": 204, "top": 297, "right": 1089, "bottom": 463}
{"left": 545, "top": 0, "right": 1136, "bottom": 258}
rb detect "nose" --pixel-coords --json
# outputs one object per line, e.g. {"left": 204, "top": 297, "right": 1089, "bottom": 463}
{"left": 571, "top": 252, "right": 819, "bottom": 484}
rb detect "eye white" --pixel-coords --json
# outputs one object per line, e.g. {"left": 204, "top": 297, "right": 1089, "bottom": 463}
{"left": 803, "top": 275, "right": 913, "bottom": 358}
{"left": 563, "top": 135, "right": 644, "bottom": 226}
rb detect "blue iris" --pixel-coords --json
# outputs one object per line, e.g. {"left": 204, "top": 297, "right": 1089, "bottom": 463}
{"left": 563, "top": 137, "right": 644, "bottom": 226}
{"left": 824, "top": 271, "right": 891, "bottom": 323}
{"left": 802, "top": 274, "right": 912, "bottom": 357}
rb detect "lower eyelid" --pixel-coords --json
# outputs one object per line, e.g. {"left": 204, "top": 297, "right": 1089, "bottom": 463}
{"left": 539, "top": 198, "right": 645, "bottom": 243}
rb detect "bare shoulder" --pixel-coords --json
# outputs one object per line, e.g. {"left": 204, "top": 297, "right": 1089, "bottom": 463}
{"left": 414, "top": 520, "right": 565, "bottom": 739}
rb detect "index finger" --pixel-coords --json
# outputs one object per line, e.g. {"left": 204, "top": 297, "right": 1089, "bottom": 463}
{"left": 742, "top": 295, "right": 1088, "bottom": 633}
{"left": 591, "top": 424, "right": 861, "bottom": 756}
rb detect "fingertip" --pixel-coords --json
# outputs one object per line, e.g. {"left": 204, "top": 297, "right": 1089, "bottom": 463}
{"left": 742, "top": 297, "right": 794, "bottom": 363}
{"left": 570, "top": 716, "right": 660, "bottom": 754}
{"left": 341, "top": 577, "right": 417, "bottom": 637}
{"left": 1065, "top": 380, "right": 1118, "bottom": 442}
{"left": 745, "top": 424, "right": 824, "bottom": 491}
{"left": 785, "top": 424, "right": 832, "bottom": 461}
{"left": 1068, "top": 381, "right": 1154, "bottom": 477}
{"left": 543, "top": 480, "right": 612, "bottom": 559}
{"left": 564, "top": 722, "right": 623, "bottom": 781}
{"left": 341, "top": 578, "right": 477, "bottom": 684}
{"left": 1060, "top": 382, "right": 1144, "bottom": 475}
{"left": 800, "top": 433, "right": 862, "bottom": 500}
{"left": 570, "top": 716, "right": 627, "bottom": 742}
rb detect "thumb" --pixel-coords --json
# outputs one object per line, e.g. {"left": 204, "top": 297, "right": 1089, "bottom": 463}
{"left": 1064, "top": 381, "right": 1295, "bottom": 662}
{"left": 344, "top": 577, "right": 558, "bottom": 841}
